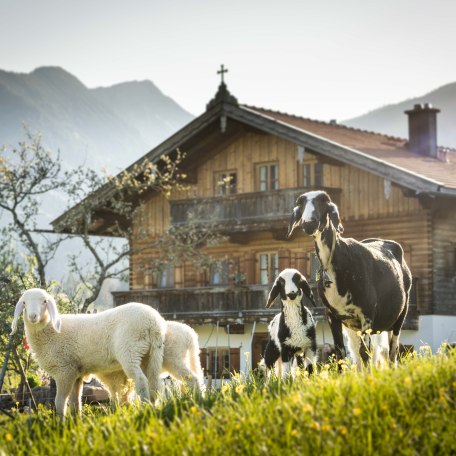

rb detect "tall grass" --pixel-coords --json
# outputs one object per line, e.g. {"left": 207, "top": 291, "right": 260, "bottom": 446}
{"left": 1, "top": 348, "right": 455, "bottom": 455}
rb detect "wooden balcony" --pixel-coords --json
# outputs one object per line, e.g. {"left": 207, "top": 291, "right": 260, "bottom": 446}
{"left": 113, "top": 278, "right": 418, "bottom": 330}
{"left": 169, "top": 187, "right": 341, "bottom": 235}
{"left": 113, "top": 285, "right": 326, "bottom": 325}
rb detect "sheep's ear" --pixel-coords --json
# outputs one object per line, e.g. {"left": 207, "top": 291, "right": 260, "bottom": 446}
{"left": 287, "top": 205, "right": 302, "bottom": 238}
{"left": 46, "top": 295, "right": 62, "bottom": 333}
{"left": 10, "top": 297, "right": 25, "bottom": 335}
{"left": 300, "top": 279, "right": 316, "bottom": 307}
{"left": 328, "top": 202, "right": 344, "bottom": 233}
{"left": 266, "top": 279, "right": 280, "bottom": 308}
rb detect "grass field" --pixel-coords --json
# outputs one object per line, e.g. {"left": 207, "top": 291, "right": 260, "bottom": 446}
{"left": 1, "top": 348, "right": 455, "bottom": 456}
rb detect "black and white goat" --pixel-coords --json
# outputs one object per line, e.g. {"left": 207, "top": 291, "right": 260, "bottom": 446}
{"left": 263, "top": 268, "right": 318, "bottom": 377}
{"left": 287, "top": 190, "right": 412, "bottom": 364}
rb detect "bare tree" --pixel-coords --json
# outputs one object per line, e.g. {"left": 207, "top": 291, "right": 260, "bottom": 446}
{"left": 0, "top": 130, "right": 69, "bottom": 286}
{"left": 1, "top": 132, "right": 225, "bottom": 313}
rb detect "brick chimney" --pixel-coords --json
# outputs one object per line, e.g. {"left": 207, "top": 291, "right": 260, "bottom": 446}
{"left": 404, "top": 103, "right": 440, "bottom": 158}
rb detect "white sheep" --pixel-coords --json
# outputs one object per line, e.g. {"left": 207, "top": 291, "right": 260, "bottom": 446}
{"left": 11, "top": 288, "right": 166, "bottom": 418}
{"left": 96, "top": 320, "right": 206, "bottom": 399}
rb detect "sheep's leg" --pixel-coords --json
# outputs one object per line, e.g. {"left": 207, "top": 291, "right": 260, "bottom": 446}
{"left": 188, "top": 346, "right": 206, "bottom": 392}
{"left": 145, "top": 346, "right": 164, "bottom": 401}
{"left": 54, "top": 375, "right": 77, "bottom": 419}
{"left": 166, "top": 363, "right": 201, "bottom": 392}
{"left": 69, "top": 377, "right": 83, "bottom": 415}
{"left": 119, "top": 360, "right": 151, "bottom": 403}
{"left": 97, "top": 372, "right": 130, "bottom": 404}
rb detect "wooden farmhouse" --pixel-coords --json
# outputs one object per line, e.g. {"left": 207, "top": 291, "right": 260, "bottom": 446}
{"left": 54, "top": 81, "right": 456, "bottom": 381}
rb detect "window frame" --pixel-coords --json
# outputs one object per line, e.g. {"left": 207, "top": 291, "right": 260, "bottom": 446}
{"left": 214, "top": 170, "right": 237, "bottom": 196}
{"left": 157, "top": 264, "right": 175, "bottom": 288}
{"left": 258, "top": 252, "right": 279, "bottom": 285}
{"left": 256, "top": 162, "right": 279, "bottom": 192}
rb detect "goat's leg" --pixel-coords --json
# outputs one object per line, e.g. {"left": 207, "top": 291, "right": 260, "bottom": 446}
{"left": 327, "top": 313, "right": 346, "bottom": 360}
{"left": 389, "top": 304, "right": 408, "bottom": 363}
{"left": 281, "top": 348, "right": 296, "bottom": 379}
{"left": 264, "top": 340, "right": 280, "bottom": 370}
{"left": 304, "top": 349, "right": 318, "bottom": 375}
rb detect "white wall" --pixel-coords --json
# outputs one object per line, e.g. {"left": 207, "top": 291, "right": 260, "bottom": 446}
{"left": 189, "top": 315, "right": 455, "bottom": 381}
{"left": 401, "top": 315, "right": 456, "bottom": 352}
{"left": 192, "top": 319, "right": 335, "bottom": 374}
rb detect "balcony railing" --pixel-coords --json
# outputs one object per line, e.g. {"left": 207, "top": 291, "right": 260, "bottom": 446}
{"left": 169, "top": 187, "right": 341, "bottom": 233}
{"left": 113, "top": 277, "right": 418, "bottom": 330}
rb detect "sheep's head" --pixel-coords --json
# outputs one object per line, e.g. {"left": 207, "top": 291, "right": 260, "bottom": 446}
{"left": 11, "top": 288, "right": 61, "bottom": 335}
{"left": 287, "top": 190, "right": 344, "bottom": 238}
{"left": 266, "top": 268, "right": 315, "bottom": 308}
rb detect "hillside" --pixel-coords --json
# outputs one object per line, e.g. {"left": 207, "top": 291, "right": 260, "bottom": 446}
{"left": 0, "top": 66, "right": 194, "bottom": 171}
{"left": 344, "top": 82, "right": 456, "bottom": 148}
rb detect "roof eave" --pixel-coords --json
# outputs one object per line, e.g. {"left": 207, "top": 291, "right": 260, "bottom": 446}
{"left": 230, "top": 105, "right": 443, "bottom": 195}
{"left": 51, "top": 104, "right": 225, "bottom": 231}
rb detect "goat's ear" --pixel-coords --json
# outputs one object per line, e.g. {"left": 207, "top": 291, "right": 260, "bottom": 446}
{"left": 266, "top": 278, "right": 280, "bottom": 308}
{"left": 299, "top": 278, "right": 317, "bottom": 307}
{"left": 328, "top": 202, "right": 344, "bottom": 233}
{"left": 46, "top": 294, "right": 62, "bottom": 333}
{"left": 11, "top": 297, "right": 25, "bottom": 335}
{"left": 287, "top": 206, "right": 302, "bottom": 238}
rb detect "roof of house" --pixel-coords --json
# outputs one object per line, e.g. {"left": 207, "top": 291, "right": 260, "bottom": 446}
{"left": 244, "top": 106, "right": 456, "bottom": 191}
{"left": 52, "top": 83, "right": 456, "bottom": 232}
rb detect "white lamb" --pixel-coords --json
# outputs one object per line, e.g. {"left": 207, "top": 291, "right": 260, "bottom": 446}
{"left": 96, "top": 320, "right": 206, "bottom": 399}
{"left": 11, "top": 288, "right": 166, "bottom": 418}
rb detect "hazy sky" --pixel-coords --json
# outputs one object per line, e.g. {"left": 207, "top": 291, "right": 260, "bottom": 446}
{"left": 2, "top": 0, "right": 455, "bottom": 121}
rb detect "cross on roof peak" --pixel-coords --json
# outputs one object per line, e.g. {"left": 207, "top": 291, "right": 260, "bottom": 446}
{"left": 217, "top": 64, "right": 228, "bottom": 84}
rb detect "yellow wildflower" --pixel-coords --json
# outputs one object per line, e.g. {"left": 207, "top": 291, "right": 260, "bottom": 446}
{"left": 235, "top": 384, "right": 245, "bottom": 394}
{"left": 404, "top": 376, "right": 412, "bottom": 387}
{"left": 301, "top": 403, "right": 314, "bottom": 414}
{"left": 321, "top": 424, "right": 332, "bottom": 432}
{"left": 352, "top": 407, "right": 362, "bottom": 416}
{"left": 5, "top": 433, "right": 13, "bottom": 442}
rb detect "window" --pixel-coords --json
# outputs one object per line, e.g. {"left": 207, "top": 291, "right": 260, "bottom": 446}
{"left": 210, "top": 261, "right": 229, "bottom": 286}
{"left": 257, "top": 163, "right": 279, "bottom": 191}
{"left": 303, "top": 164, "right": 311, "bottom": 187}
{"left": 158, "top": 264, "right": 174, "bottom": 288}
{"left": 200, "top": 347, "right": 240, "bottom": 379}
{"left": 215, "top": 171, "right": 237, "bottom": 195}
{"left": 259, "top": 252, "right": 279, "bottom": 285}
{"left": 314, "top": 163, "right": 324, "bottom": 187}
{"left": 298, "top": 162, "right": 324, "bottom": 188}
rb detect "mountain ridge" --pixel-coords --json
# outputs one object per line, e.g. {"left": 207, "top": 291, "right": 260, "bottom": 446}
{"left": 344, "top": 81, "right": 456, "bottom": 148}
{"left": 0, "top": 66, "right": 194, "bottom": 172}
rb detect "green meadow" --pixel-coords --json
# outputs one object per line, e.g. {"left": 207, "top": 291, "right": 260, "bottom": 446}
{"left": 1, "top": 348, "right": 455, "bottom": 456}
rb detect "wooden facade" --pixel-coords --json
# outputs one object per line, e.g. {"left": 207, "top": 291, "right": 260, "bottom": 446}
{"left": 54, "top": 83, "right": 456, "bottom": 359}
{"left": 123, "top": 129, "right": 430, "bottom": 329}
